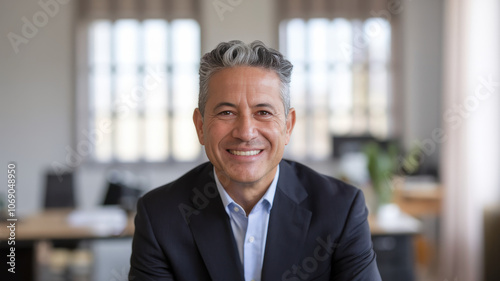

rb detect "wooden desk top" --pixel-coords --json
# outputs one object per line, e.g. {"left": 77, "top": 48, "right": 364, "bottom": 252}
{"left": 0, "top": 207, "right": 419, "bottom": 242}
{"left": 0, "top": 208, "right": 135, "bottom": 241}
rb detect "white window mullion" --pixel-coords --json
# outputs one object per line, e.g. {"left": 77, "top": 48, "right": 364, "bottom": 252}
{"left": 304, "top": 21, "right": 314, "bottom": 159}
{"left": 143, "top": 19, "right": 169, "bottom": 162}
{"left": 166, "top": 22, "right": 174, "bottom": 162}
{"left": 171, "top": 20, "right": 201, "bottom": 161}
{"left": 109, "top": 19, "right": 118, "bottom": 162}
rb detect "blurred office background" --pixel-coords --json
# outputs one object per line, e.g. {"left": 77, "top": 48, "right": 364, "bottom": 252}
{"left": 0, "top": 0, "right": 499, "bottom": 280}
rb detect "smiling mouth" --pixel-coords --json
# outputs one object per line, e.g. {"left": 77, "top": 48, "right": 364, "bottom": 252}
{"left": 228, "top": 150, "right": 262, "bottom": 156}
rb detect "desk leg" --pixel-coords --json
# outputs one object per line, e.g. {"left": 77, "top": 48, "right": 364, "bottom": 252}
{"left": 372, "top": 234, "right": 416, "bottom": 281}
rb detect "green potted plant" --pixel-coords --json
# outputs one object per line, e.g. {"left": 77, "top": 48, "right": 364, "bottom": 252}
{"left": 363, "top": 141, "right": 399, "bottom": 211}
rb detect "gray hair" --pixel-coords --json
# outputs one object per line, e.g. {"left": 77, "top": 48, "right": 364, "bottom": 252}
{"left": 198, "top": 40, "right": 293, "bottom": 117}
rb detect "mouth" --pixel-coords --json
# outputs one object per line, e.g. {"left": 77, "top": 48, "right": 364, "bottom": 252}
{"left": 227, "top": 149, "right": 263, "bottom": 156}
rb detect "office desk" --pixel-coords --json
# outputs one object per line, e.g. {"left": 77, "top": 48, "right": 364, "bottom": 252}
{"left": 0, "top": 208, "right": 134, "bottom": 241}
{"left": 1, "top": 208, "right": 419, "bottom": 281}
{"left": 369, "top": 213, "right": 420, "bottom": 281}
{"left": 0, "top": 208, "right": 134, "bottom": 281}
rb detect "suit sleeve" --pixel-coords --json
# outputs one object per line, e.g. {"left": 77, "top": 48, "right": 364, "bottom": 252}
{"left": 129, "top": 197, "right": 175, "bottom": 281}
{"left": 330, "top": 189, "right": 382, "bottom": 281}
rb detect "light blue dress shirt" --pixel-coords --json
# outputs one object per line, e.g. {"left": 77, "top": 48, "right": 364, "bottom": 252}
{"left": 214, "top": 165, "right": 279, "bottom": 281}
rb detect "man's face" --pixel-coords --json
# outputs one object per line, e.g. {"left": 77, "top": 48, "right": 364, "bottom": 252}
{"left": 193, "top": 66, "right": 296, "bottom": 187}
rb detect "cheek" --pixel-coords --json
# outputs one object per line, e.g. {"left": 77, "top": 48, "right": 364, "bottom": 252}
{"left": 204, "top": 122, "right": 228, "bottom": 144}
{"left": 264, "top": 122, "right": 288, "bottom": 145}
{"left": 271, "top": 119, "right": 288, "bottom": 137}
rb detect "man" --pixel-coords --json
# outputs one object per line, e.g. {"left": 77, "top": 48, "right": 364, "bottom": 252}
{"left": 129, "top": 40, "right": 381, "bottom": 281}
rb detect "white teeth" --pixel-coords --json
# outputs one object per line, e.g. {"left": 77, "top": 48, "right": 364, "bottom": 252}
{"left": 229, "top": 150, "right": 261, "bottom": 156}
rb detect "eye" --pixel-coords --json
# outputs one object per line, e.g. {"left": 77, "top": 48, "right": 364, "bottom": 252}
{"left": 257, "top": 111, "right": 272, "bottom": 116}
{"left": 218, "top": 111, "right": 234, "bottom": 116}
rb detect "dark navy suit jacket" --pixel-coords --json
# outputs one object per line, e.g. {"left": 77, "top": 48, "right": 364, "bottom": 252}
{"left": 129, "top": 160, "right": 381, "bottom": 280}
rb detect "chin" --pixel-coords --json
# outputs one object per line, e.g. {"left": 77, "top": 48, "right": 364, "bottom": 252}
{"left": 229, "top": 172, "right": 260, "bottom": 183}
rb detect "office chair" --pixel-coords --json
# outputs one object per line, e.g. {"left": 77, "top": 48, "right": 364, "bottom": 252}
{"left": 102, "top": 181, "right": 141, "bottom": 213}
{"left": 44, "top": 172, "right": 75, "bottom": 209}
{"left": 43, "top": 171, "right": 79, "bottom": 250}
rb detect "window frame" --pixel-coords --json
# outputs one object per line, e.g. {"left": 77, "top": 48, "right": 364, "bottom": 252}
{"left": 75, "top": 18, "right": 205, "bottom": 166}
{"left": 280, "top": 17, "right": 395, "bottom": 160}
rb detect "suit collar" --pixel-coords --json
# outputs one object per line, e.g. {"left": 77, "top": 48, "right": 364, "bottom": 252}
{"left": 186, "top": 163, "right": 245, "bottom": 281}
{"left": 275, "top": 160, "right": 309, "bottom": 205}
{"left": 261, "top": 160, "right": 312, "bottom": 281}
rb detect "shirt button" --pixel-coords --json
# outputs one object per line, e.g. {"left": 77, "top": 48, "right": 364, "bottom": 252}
{"left": 233, "top": 206, "right": 239, "bottom": 212}
{"left": 248, "top": 236, "right": 255, "bottom": 243}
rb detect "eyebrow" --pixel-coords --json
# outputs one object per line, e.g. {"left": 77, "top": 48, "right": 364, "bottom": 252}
{"left": 213, "top": 102, "right": 237, "bottom": 112}
{"left": 254, "top": 103, "right": 277, "bottom": 112}
{"left": 212, "top": 102, "right": 277, "bottom": 112}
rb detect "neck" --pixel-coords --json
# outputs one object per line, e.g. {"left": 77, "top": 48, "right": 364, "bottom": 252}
{"left": 227, "top": 185, "right": 267, "bottom": 215}
{"left": 216, "top": 168, "right": 277, "bottom": 215}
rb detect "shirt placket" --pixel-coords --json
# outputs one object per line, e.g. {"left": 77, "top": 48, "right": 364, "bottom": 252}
{"left": 244, "top": 205, "right": 263, "bottom": 281}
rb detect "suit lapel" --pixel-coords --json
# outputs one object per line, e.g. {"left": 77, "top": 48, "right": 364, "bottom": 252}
{"left": 187, "top": 165, "right": 244, "bottom": 281}
{"left": 261, "top": 161, "right": 312, "bottom": 281}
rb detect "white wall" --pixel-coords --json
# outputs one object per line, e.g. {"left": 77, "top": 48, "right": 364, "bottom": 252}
{"left": 0, "top": 0, "right": 444, "bottom": 215}
{"left": 200, "top": 0, "right": 278, "bottom": 52}
{"left": 0, "top": 0, "right": 76, "bottom": 215}
{"left": 402, "top": 0, "right": 444, "bottom": 169}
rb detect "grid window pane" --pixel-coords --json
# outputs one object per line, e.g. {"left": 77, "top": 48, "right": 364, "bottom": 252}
{"left": 90, "top": 20, "right": 111, "bottom": 65}
{"left": 87, "top": 19, "right": 200, "bottom": 162}
{"left": 282, "top": 17, "right": 392, "bottom": 159}
{"left": 115, "top": 113, "right": 141, "bottom": 161}
{"left": 114, "top": 20, "right": 139, "bottom": 65}
{"left": 285, "top": 19, "right": 306, "bottom": 62}
{"left": 144, "top": 20, "right": 168, "bottom": 64}
{"left": 144, "top": 112, "right": 169, "bottom": 161}
{"left": 365, "top": 18, "right": 391, "bottom": 63}
{"left": 330, "top": 18, "right": 353, "bottom": 63}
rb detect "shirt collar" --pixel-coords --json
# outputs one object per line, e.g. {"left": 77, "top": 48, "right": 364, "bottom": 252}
{"left": 214, "top": 164, "right": 280, "bottom": 215}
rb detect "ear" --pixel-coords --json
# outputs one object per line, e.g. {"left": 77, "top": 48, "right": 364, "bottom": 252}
{"left": 284, "top": 107, "right": 296, "bottom": 145}
{"left": 193, "top": 108, "right": 205, "bottom": 145}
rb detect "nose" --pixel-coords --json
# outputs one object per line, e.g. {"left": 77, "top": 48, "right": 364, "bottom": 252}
{"left": 231, "top": 114, "right": 258, "bottom": 142}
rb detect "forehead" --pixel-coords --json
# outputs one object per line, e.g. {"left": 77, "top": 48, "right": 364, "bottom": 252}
{"left": 207, "top": 66, "right": 281, "bottom": 103}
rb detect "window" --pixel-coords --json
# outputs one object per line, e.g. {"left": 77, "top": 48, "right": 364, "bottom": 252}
{"left": 86, "top": 19, "right": 201, "bottom": 162}
{"left": 281, "top": 18, "right": 392, "bottom": 160}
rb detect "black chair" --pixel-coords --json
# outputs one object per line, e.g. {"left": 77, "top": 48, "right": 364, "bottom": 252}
{"left": 43, "top": 171, "right": 78, "bottom": 249}
{"left": 44, "top": 172, "right": 75, "bottom": 208}
{"left": 102, "top": 181, "right": 141, "bottom": 212}
{"left": 102, "top": 181, "right": 123, "bottom": 205}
